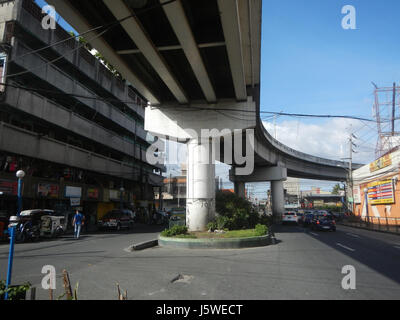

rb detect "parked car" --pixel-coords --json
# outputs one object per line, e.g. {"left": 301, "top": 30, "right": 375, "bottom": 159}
{"left": 282, "top": 211, "right": 298, "bottom": 225}
{"left": 98, "top": 209, "right": 134, "bottom": 231}
{"left": 310, "top": 213, "right": 336, "bottom": 232}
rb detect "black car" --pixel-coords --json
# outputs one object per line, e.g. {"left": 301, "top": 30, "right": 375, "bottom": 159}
{"left": 98, "top": 209, "right": 134, "bottom": 231}
{"left": 310, "top": 213, "right": 336, "bottom": 232}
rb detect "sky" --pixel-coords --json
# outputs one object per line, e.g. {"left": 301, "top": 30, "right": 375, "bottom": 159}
{"left": 34, "top": 0, "right": 400, "bottom": 198}
{"left": 260, "top": 0, "right": 400, "bottom": 162}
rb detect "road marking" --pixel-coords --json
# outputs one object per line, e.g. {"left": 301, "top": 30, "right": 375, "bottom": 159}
{"left": 346, "top": 233, "right": 361, "bottom": 239}
{"left": 336, "top": 243, "right": 355, "bottom": 252}
{"left": 310, "top": 232, "right": 319, "bottom": 236}
{"left": 394, "top": 246, "right": 400, "bottom": 250}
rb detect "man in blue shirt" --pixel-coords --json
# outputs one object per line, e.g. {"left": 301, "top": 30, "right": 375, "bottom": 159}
{"left": 72, "top": 210, "right": 84, "bottom": 239}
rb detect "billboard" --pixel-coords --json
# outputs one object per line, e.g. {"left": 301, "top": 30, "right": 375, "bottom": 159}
{"left": 0, "top": 179, "right": 18, "bottom": 195}
{"left": 353, "top": 186, "right": 361, "bottom": 204}
{"left": 65, "top": 186, "right": 82, "bottom": 198}
{"left": 38, "top": 183, "right": 59, "bottom": 198}
{"left": 367, "top": 179, "right": 395, "bottom": 205}
{"left": 87, "top": 188, "right": 99, "bottom": 199}
{"left": 370, "top": 154, "right": 392, "bottom": 173}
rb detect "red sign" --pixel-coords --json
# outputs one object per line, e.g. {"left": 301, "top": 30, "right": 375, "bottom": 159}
{"left": 38, "top": 183, "right": 59, "bottom": 198}
{"left": 87, "top": 188, "right": 99, "bottom": 199}
{"left": 0, "top": 180, "right": 18, "bottom": 195}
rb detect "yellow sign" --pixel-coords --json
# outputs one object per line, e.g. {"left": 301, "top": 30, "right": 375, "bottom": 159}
{"left": 367, "top": 179, "right": 395, "bottom": 205}
{"left": 370, "top": 154, "right": 392, "bottom": 173}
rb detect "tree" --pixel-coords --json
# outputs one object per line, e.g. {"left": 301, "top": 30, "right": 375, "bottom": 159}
{"left": 332, "top": 183, "right": 342, "bottom": 195}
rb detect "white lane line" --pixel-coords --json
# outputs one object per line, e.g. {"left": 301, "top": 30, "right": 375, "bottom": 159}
{"left": 336, "top": 243, "right": 355, "bottom": 252}
{"left": 310, "top": 232, "right": 319, "bottom": 237}
{"left": 394, "top": 246, "right": 400, "bottom": 250}
{"left": 346, "top": 233, "right": 361, "bottom": 239}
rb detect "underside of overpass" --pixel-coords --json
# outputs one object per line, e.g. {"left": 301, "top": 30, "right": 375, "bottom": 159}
{"left": 45, "top": 0, "right": 362, "bottom": 230}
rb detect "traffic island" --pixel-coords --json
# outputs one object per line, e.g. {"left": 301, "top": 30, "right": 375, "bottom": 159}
{"left": 158, "top": 234, "right": 271, "bottom": 249}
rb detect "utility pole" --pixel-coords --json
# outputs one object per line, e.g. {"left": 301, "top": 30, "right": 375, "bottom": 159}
{"left": 348, "top": 133, "right": 357, "bottom": 214}
{"left": 392, "top": 82, "right": 396, "bottom": 135}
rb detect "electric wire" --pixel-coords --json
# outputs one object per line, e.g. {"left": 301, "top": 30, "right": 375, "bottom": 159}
{"left": 8, "top": 0, "right": 178, "bottom": 65}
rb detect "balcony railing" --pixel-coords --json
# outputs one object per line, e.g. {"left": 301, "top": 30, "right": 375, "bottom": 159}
{"left": 0, "top": 122, "right": 145, "bottom": 181}
{"left": 18, "top": 0, "right": 148, "bottom": 117}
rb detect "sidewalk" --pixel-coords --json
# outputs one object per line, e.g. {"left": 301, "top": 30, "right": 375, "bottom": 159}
{"left": 339, "top": 221, "right": 400, "bottom": 236}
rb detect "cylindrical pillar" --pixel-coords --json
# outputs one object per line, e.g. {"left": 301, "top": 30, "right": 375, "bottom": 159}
{"left": 271, "top": 180, "right": 284, "bottom": 224}
{"left": 234, "top": 181, "right": 246, "bottom": 199}
{"left": 186, "top": 139, "right": 215, "bottom": 231}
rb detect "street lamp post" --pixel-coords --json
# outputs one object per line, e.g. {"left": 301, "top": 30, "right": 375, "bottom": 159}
{"left": 5, "top": 170, "right": 25, "bottom": 300}
{"left": 364, "top": 188, "right": 370, "bottom": 225}
{"left": 120, "top": 187, "right": 125, "bottom": 210}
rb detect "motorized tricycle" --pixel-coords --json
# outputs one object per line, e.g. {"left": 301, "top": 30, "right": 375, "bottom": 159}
{"left": 40, "top": 215, "right": 66, "bottom": 238}
{"left": 12, "top": 209, "right": 55, "bottom": 242}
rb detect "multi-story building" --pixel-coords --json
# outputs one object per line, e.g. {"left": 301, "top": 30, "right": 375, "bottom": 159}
{"left": 283, "top": 177, "right": 300, "bottom": 207}
{"left": 352, "top": 149, "right": 400, "bottom": 225}
{"left": 0, "top": 0, "right": 164, "bottom": 226}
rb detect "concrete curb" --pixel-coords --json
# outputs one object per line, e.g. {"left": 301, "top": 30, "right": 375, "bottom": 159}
{"left": 158, "top": 235, "right": 271, "bottom": 249}
{"left": 129, "top": 239, "right": 159, "bottom": 251}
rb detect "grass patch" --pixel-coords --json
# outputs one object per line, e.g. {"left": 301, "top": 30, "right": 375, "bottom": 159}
{"left": 172, "top": 234, "right": 198, "bottom": 239}
{"left": 161, "top": 224, "right": 268, "bottom": 240}
{"left": 194, "top": 229, "right": 264, "bottom": 239}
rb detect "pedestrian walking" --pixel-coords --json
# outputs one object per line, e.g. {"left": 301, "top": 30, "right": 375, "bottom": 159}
{"left": 72, "top": 210, "right": 84, "bottom": 239}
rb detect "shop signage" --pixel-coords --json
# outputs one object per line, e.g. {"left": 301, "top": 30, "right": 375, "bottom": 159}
{"left": 353, "top": 186, "right": 361, "bottom": 204}
{"left": 70, "top": 198, "right": 81, "bottom": 207}
{"left": 0, "top": 179, "right": 18, "bottom": 195}
{"left": 109, "top": 190, "right": 119, "bottom": 200}
{"left": 370, "top": 154, "right": 392, "bottom": 173}
{"left": 87, "top": 188, "right": 99, "bottom": 199}
{"left": 38, "top": 183, "right": 59, "bottom": 198}
{"left": 65, "top": 186, "right": 82, "bottom": 198}
{"left": 367, "top": 179, "right": 395, "bottom": 205}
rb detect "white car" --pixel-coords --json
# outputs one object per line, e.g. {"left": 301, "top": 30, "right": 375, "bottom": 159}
{"left": 282, "top": 211, "right": 298, "bottom": 225}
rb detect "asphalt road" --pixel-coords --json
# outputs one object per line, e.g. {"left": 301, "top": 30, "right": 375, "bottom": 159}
{"left": 0, "top": 223, "right": 399, "bottom": 300}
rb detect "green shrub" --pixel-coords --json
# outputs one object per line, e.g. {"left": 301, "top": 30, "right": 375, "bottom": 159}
{"left": 215, "top": 191, "right": 261, "bottom": 230}
{"left": 161, "top": 225, "right": 189, "bottom": 237}
{"left": 206, "top": 221, "right": 218, "bottom": 231}
{"left": 259, "top": 214, "right": 273, "bottom": 227}
{"left": 255, "top": 224, "right": 268, "bottom": 236}
{"left": 0, "top": 280, "right": 31, "bottom": 300}
{"left": 216, "top": 215, "right": 230, "bottom": 230}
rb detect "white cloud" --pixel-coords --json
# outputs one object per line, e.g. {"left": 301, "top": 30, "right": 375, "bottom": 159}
{"left": 262, "top": 119, "right": 375, "bottom": 164}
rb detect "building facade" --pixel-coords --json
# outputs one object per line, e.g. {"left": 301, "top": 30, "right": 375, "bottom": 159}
{"left": 0, "top": 0, "right": 163, "bottom": 226}
{"left": 352, "top": 149, "right": 400, "bottom": 225}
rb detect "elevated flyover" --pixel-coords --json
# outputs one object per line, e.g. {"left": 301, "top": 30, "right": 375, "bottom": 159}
{"left": 45, "top": 0, "right": 361, "bottom": 230}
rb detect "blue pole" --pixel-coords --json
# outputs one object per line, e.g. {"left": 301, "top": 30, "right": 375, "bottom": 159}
{"left": 4, "top": 227, "right": 15, "bottom": 300}
{"left": 4, "top": 177, "right": 22, "bottom": 300}
{"left": 17, "top": 178, "right": 22, "bottom": 216}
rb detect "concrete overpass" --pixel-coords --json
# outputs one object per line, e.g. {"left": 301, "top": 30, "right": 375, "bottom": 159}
{"left": 46, "top": 0, "right": 361, "bottom": 230}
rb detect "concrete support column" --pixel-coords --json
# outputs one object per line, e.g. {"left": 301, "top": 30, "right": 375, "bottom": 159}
{"left": 234, "top": 181, "right": 246, "bottom": 199}
{"left": 186, "top": 139, "right": 215, "bottom": 231}
{"left": 271, "top": 180, "right": 284, "bottom": 224}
